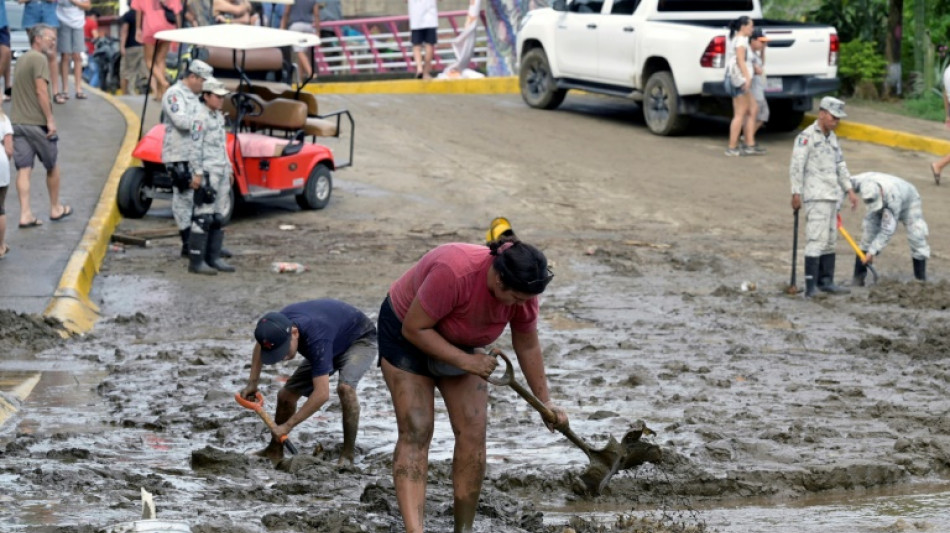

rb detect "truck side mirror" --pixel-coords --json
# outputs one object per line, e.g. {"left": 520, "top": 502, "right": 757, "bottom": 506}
{"left": 552, "top": 0, "right": 567, "bottom": 11}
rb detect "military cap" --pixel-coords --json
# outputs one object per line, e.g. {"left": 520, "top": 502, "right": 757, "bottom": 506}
{"left": 819, "top": 96, "right": 847, "bottom": 118}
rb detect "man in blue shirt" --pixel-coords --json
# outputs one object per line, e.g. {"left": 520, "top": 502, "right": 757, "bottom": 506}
{"left": 240, "top": 299, "right": 376, "bottom": 465}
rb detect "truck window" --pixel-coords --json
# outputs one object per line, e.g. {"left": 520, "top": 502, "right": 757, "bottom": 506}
{"left": 569, "top": 0, "right": 606, "bottom": 14}
{"left": 610, "top": 0, "right": 641, "bottom": 15}
{"left": 657, "top": 0, "right": 753, "bottom": 12}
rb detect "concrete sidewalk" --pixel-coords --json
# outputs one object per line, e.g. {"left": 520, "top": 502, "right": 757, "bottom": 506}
{"left": 1, "top": 90, "right": 127, "bottom": 318}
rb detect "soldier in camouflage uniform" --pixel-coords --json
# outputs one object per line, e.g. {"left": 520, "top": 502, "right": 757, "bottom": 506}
{"left": 186, "top": 77, "right": 236, "bottom": 274}
{"left": 162, "top": 59, "right": 214, "bottom": 260}
{"left": 851, "top": 172, "right": 930, "bottom": 284}
{"left": 789, "top": 96, "right": 859, "bottom": 297}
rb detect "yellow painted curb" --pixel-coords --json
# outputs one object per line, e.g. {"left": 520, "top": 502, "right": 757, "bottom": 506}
{"left": 42, "top": 88, "right": 139, "bottom": 335}
{"left": 802, "top": 113, "right": 950, "bottom": 156}
{"left": 305, "top": 76, "right": 520, "bottom": 95}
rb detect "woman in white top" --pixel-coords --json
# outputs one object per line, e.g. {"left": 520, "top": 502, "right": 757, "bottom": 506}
{"left": 725, "top": 16, "right": 760, "bottom": 156}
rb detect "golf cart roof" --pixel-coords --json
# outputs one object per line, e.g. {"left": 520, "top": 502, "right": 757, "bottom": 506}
{"left": 154, "top": 25, "right": 319, "bottom": 50}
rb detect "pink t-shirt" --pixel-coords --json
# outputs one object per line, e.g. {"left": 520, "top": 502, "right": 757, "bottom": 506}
{"left": 389, "top": 243, "right": 539, "bottom": 347}
{"left": 132, "top": 0, "right": 181, "bottom": 42}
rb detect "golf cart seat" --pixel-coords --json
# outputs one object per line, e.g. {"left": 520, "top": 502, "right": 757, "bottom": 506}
{"left": 223, "top": 93, "right": 309, "bottom": 135}
{"left": 194, "top": 45, "right": 293, "bottom": 83}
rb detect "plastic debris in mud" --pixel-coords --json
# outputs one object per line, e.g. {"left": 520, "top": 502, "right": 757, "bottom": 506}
{"left": 271, "top": 262, "right": 307, "bottom": 274}
{"left": 100, "top": 488, "right": 191, "bottom": 533}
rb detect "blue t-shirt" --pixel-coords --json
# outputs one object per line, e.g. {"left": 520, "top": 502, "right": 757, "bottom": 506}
{"left": 281, "top": 299, "right": 375, "bottom": 377}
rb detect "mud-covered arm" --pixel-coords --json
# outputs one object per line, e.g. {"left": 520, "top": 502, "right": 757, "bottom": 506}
{"left": 276, "top": 375, "right": 330, "bottom": 437}
{"left": 240, "top": 343, "right": 265, "bottom": 399}
{"left": 401, "top": 296, "right": 496, "bottom": 378}
{"left": 512, "top": 329, "right": 567, "bottom": 430}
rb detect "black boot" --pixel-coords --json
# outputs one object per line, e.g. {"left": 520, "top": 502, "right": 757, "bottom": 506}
{"left": 206, "top": 229, "right": 235, "bottom": 272}
{"left": 188, "top": 231, "right": 217, "bottom": 275}
{"left": 804, "top": 256, "right": 819, "bottom": 297}
{"left": 818, "top": 254, "right": 850, "bottom": 294}
{"left": 852, "top": 254, "right": 868, "bottom": 287}
{"left": 220, "top": 247, "right": 233, "bottom": 258}
{"left": 179, "top": 228, "right": 190, "bottom": 257}
{"left": 913, "top": 258, "right": 927, "bottom": 282}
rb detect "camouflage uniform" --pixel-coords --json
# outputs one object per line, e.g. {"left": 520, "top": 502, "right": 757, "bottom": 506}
{"left": 163, "top": 79, "right": 204, "bottom": 232}
{"left": 851, "top": 172, "right": 929, "bottom": 283}
{"left": 789, "top": 121, "right": 852, "bottom": 257}
{"left": 789, "top": 96, "right": 855, "bottom": 296}
{"left": 189, "top": 105, "right": 233, "bottom": 236}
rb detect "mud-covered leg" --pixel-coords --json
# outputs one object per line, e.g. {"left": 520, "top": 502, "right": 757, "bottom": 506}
{"left": 382, "top": 358, "right": 435, "bottom": 533}
{"left": 441, "top": 374, "right": 489, "bottom": 533}
{"left": 255, "top": 388, "right": 300, "bottom": 463}
{"left": 337, "top": 382, "right": 359, "bottom": 466}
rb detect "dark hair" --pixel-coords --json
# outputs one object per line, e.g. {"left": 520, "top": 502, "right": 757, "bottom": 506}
{"left": 489, "top": 237, "right": 553, "bottom": 295}
{"left": 89, "top": 8, "right": 100, "bottom": 17}
{"left": 728, "top": 16, "right": 751, "bottom": 39}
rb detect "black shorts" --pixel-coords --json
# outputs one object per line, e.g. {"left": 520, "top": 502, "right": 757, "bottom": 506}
{"left": 377, "top": 296, "right": 475, "bottom": 378}
{"left": 410, "top": 27, "right": 437, "bottom": 46}
{"left": 0, "top": 186, "right": 7, "bottom": 216}
{"left": 0, "top": 27, "right": 10, "bottom": 48}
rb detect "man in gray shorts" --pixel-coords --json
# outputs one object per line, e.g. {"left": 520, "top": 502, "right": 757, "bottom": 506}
{"left": 11, "top": 24, "right": 71, "bottom": 228}
{"left": 239, "top": 298, "right": 376, "bottom": 466}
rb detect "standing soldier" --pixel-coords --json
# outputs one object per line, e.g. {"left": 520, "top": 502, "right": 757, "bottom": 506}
{"left": 162, "top": 59, "right": 213, "bottom": 263}
{"left": 187, "top": 77, "right": 235, "bottom": 274}
{"left": 789, "top": 96, "right": 859, "bottom": 297}
{"left": 850, "top": 172, "right": 930, "bottom": 284}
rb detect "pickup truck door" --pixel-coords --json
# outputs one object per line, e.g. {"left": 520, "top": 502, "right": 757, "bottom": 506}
{"left": 597, "top": 0, "right": 641, "bottom": 86}
{"left": 554, "top": 0, "right": 607, "bottom": 79}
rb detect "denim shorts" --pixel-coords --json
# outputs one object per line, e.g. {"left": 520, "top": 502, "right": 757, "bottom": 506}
{"left": 725, "top": 79, "right": 746, "bottom": 98}
{"left": 22, "top": 1, "right": 60, "bottom": 28}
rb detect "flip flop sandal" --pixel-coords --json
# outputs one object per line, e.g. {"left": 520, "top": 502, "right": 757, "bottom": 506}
{"left": 75, "top": 92, "right": 88, "bottom": 100}
{"left": 931, "top": 164, "right": 941, "bottom": 185}
{"left": 50, "top": 204, "right": 72, "bottom": 221}
{"left": 53, "top": 93, "right": 67, "bottom": 104}
{"left": 18, "top": 218, "right": 42, "bottom": 228}
{"left": 0, "top": 244, "right": 10, "bottom": 259}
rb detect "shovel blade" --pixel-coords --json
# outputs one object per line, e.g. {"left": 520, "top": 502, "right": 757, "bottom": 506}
{"left": 573, "top": 436, "right": 625, "bottom": 495}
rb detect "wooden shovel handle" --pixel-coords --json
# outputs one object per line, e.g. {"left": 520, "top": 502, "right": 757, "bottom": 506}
{"left": 234, "top": 392, "right": 298, "bottom": 454}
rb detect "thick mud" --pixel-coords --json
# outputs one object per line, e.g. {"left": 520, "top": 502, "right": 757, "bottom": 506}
{"left": 3, "top": 94, "right": 950, "bottom": 532}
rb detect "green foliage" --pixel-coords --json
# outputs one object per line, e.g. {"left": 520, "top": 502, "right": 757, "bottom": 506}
{"left": 761, "top": 0, "right": 822, "bottom": 20}
{"left": 903, "top": 91, "right": 946, "bottom": 121}
{"left": 838, "top": 39, "right": 888, "bottom": 94}
{"left": 809, "top": 0, "right": 887, "bottom": 45}
{"left": 91, "top": 0, "right": 119, "bottom": 16}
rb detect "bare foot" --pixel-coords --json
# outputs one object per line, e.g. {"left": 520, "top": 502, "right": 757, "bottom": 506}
{"left": 337, "top": 453, "right": 354, "bottom": 467}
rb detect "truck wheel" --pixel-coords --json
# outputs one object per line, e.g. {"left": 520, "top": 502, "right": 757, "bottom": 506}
{"left": 767, "top": 100, "right": 806, "bottom": 132}
{"left": 296, "top": 164, "right": 332, "bottom": 210}
{"left": 117, "top": 167, "right": 152, "bottom": 218}
{"left": 642, "top": 71, "right": 689, "bottom": 136}
{"left": 520, "top": 48, "right": 566, "bottom": 110}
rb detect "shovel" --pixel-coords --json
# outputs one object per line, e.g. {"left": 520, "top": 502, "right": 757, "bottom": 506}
{"left": 836, "top": 214, "right": 878, "bottom": 285}
{"left": 786, "top": 209, "right": 800, "bottom": 294}
{"left": 234, "top": 392, "right": 298, "bottom": 455}
{"left": 487, "top": 350, "right": 661, "bottom": 495}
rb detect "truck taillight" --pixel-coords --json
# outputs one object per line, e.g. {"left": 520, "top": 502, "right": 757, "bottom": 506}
{"left": 829, "top": 33, "right": 839, "bottom": 66}
{"left": 700, "top": 36, "right": 726, "bottom": 68}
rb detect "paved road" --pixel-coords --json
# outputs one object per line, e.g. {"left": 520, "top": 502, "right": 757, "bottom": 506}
{"left": 1, "top": 91, "right": 124, "bottom": 314}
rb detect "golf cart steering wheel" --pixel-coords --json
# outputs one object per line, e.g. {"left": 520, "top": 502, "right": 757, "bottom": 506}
{"left": 230, "top": 93, "right": 263, "bottom": 117}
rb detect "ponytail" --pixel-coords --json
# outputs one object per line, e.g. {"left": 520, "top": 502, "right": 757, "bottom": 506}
{"left": 489, "top": 238, "right": 553, "bottom": 295}
{"left": 729, "top": 16, "right": 751, "bottom": 39}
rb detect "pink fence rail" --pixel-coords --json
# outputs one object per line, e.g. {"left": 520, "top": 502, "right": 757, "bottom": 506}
{"left": 313, "top": 10, "right": 489, "bottom": 76}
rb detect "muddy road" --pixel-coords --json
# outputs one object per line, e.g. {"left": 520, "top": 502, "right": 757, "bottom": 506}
{"left": 3, "top": 93, "right": 950, "bottom": 532}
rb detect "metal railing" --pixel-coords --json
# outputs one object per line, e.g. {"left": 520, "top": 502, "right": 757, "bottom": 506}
{"left": 313, "top": 10, "right": 489, "bottom": 76}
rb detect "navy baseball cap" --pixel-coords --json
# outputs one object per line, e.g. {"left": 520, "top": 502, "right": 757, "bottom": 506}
{"left": 254, "top": 312, "right": 293, "bottom": 365}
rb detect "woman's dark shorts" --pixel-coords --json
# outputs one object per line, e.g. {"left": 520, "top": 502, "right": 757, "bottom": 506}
{"left": 410, "top": 27, "right": 437, "bottom": 46}
{"left": 377, "top": 296, "right": 473, "bottom": 379}
{"left": 0, "top": 186, "right": 7, "bottom": 215}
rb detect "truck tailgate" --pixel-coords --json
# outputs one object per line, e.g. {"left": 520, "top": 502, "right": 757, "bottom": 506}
{"left": 761, "top": 26, "right": 834, "bottom": 76}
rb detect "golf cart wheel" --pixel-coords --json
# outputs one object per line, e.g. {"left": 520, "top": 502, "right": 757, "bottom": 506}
{"left": 117, "top": 167, "right": 152, "bottom": 218}
{"left": 519, "top": 48, "right": 566, "bottom": 110}
{"left": 296, "top": 164, "right": 332, "bottom": 210}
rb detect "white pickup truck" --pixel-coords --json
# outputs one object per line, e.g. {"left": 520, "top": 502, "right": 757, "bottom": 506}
{"left": 516, "top": 0, "right": 840, "bottom": 135}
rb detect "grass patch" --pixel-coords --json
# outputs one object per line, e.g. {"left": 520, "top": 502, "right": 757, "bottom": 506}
{"left": 847, "top": 93, "right": 945, "bottom": 123}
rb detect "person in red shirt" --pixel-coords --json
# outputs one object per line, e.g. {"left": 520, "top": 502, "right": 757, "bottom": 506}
{"left": 81, "top": 9, "right": 99, "bottom": 88}
{"left": 378, "top": 236, "right": 568, "bottom": 533}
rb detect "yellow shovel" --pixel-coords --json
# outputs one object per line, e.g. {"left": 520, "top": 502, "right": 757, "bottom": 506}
{"left": 837, "top": 214, "right": 878, "bottom": 285}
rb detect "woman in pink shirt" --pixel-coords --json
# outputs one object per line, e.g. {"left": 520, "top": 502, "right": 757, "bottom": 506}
{"left": 378, "top": 237, "right": 568, "bottom": 533}
{"left": 131, "top": 0, "right": 181, "bottom": 98}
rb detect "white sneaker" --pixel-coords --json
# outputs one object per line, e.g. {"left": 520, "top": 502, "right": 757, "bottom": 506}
{"left": 725, "top": 147, "right": 742, "bottom": 157}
